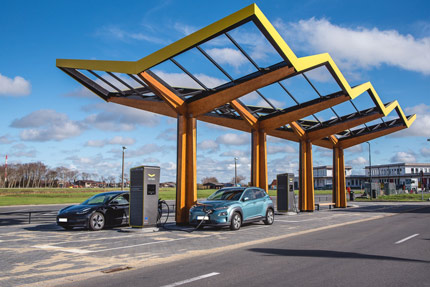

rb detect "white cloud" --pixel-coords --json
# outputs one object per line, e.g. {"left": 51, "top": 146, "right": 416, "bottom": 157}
{"left": 84, "top": 103, "right": 160, "bottom": 131}
{"left": 216, "top": 133, "right": 249, "bottom": 146}
{"left": 11, "top": 110, "right": 84, "bottom": 142}
{"left": 156, "top": 128, "right": 176, "bottom": 141}
{"left": 0, "top": 135, "right": 12, "bottom": 144}
{"left": 206, "top": 48, "right": 248, "bottom": 69}
{"left": 267, "top": 145, "right": 296, "bottom": 154}
{"left": 85, "top": 140, "right": 105, "bottom": 147}
{"left": 347, "top": 156, "right": 367, "bottom": 165}
{"left": 256, "top": 98, "right": 285, "bottom": 109}
{"left": 0, "top": 73, "right": 31, "bottom": 96}
{"left": 304, "top": 67, "right": 333, "bottom": 83}
{"left": 275, "top": 18, "right": 430, "bottom": 75}
{"left": 421, "top": 147, "right": 430, "bottom": 157}
{"left": 97, "top": 26, "right": 167, "bottom": 45}
{"left": 198, "top": 140, "right": 219, "bottom": 152}
{"left": 174, "top": 22, "right": 197, "bottom": 36}
{"left": 346, "top": 144, "right": 363, "bottom": 153}
{"left": 220, "top": 150, "right": 248, "bottom": 157}
{"left": 108, "top": 136, "right": 135, "bottom": 146}
{"left": 392, "top": 104, "right": 430, "bottom": 137}
{"left": 85, "top": 136, "right": 135, "bottom": 147}
{"left": 391, "top": 151, "right": 416, "bottom": 163}
{"left": 126, "top": 143, "right": 173, "bottom": 158}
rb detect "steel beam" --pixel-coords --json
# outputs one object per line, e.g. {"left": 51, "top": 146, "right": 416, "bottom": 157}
{"left": 259, "top": 91, "right": 349, "bottom": 130}
{"left": 338, "top": 119, "right": 410, "bottom": 149}
{"left": 307, "top": 109, "right": 381, "bottom": 141}
{"left": 187, "top": 65, "right": 295, "bottom": 117}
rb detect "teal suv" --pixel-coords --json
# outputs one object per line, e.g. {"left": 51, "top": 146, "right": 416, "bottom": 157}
{"left": 189, "top": 187, "right": 274, "bottom": 230}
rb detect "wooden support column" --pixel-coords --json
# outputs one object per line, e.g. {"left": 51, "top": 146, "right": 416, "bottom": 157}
{"left": 333, "top": 147, "right": 346, "bottom": 208}
{"left": 251, "top": 129, "right": 268, "bottom": 192}
{"left": 176, "top": 115, "right": 197, "bottom": 224}
{"left": 299, "top": 140, "right": 315, "bottom": 211}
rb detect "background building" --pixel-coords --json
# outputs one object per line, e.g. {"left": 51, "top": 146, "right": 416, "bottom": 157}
{"left": 365, "top": 163, "right": 430, "bottom": 189}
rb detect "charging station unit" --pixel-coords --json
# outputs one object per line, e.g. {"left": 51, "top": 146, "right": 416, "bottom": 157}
{"left": 276, "top": 173, "right": 295, "bottom": 212}
{"left": 129, "top": 166, "right": 160, "bottom": 228}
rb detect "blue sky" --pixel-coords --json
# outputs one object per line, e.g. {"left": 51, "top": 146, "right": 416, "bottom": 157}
{"left": 1, "top": 0, "right": 429, "bottom": 183}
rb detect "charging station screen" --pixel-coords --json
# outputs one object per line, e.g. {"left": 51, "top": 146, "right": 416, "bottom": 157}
{"left": 147, "top": 184, "right": 156, "bottom": 195}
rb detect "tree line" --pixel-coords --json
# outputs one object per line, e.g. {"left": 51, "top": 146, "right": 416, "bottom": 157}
{"left": 0, "top": 162, "right": 119, "bottom": 188}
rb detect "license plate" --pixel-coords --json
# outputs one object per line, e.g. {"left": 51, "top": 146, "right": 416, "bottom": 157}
{"left": 197, "top": 216, "right": 209, "bottom": 220}
{"left": 58, "top": 218, "right": 68, "bottom": 222}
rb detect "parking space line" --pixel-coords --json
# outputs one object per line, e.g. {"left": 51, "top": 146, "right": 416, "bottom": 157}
{"left": 395, "top": 233, "right": 419, "bottom": 244}
{"left": 32, "top": 244, "right": 92, "bottom": 254}
{"left": 160, "top": 272, "right": 219, "bottom": 287}
{"left": 33, "top": 235, "right": 211, "bottom": 254}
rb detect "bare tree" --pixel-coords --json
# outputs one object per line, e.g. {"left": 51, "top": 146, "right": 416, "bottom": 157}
{"left": 202, "top": 177, "right": 219, "bottom": 184}
{"left": 231, "top": 175, "right": 246, "bottom": 185}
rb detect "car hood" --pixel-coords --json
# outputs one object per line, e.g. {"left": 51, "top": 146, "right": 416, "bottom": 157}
{"left": 195, "top": 200, "right": 237, "bottom": 209}
{"left": 59, "top": 204, "right": 97, "bottom": 214}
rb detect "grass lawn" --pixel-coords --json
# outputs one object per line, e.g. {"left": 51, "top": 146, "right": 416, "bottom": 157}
{"left": 356, "top": 193, "right": 430, "bottom": 202}
{"left": 0, "top": 187, "right": 336, "bottom": 206}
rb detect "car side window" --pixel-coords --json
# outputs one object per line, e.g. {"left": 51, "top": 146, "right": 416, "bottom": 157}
{"left": 114, "top": 195, "right": 129, "bottom": 205}
{"left": 254, "top": 189, "right": 266, "bottom": 199}
{"left": 242, "top": 190, "right": 253, "bottom": 201}
{"left": 243, "top": 189, "right": 258, "bottom": 201}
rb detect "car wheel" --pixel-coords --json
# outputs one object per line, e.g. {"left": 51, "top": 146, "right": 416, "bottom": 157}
{"left": 263, "top": 208, "right": 274, "bottom": 225}
{"left": 230, "top": 212, "right": 242, "bottom": 231}
{"left": 89, "top": 212, "right": 105, "bottom": 231}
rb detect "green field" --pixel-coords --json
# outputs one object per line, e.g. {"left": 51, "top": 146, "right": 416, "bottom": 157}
{"left": 0, "top": 187, "right": 335, "bottom": 206}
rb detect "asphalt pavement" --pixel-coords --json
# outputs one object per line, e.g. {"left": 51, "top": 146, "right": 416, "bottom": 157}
{"left": 60, "top": 204, "right": 430, "bottom": 287}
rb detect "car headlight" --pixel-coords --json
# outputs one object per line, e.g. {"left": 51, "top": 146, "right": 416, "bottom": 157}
{"left": 76, "top": 208, "right": 91, "bottom": 215}
{"left": 214, "top": 206, "right": 228, "bottom": 210}
{"left": 218, "top": 211, "right": 228, "bottom": 216}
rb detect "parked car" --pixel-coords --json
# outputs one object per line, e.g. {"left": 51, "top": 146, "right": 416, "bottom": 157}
{"left": 189, "top": 187, "right": 274, "bottom": 230}
{"left": 57, "top": 191, "right": 129, "bottom": 231}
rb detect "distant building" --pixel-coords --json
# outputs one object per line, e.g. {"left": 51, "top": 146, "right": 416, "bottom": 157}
{"left": 74, "top": 180, "right": 102, "bottom": 188}
{"left": 160, "top": 182, "right": 176, "bottom": 188}
{"left": 313, "top": 166, "right": 352, "bottom": 189}
{"left": 365, "top": 163, "right": 430, "bottom": 188}
{"left": 202, "top": 182, "right": 224, "bottom": 189}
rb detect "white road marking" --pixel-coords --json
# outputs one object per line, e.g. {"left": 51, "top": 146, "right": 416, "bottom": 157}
{"left": 32, "top": 244, "right": 91, "bottom": 254}
{"left": 395, "top": 233, "right": 419, "bottom": 244}
{"left": 33, "top": 235, "right": 211, "bottom": 254}
{"left": 160, "top": 272, "right": 219, "bottom": 287}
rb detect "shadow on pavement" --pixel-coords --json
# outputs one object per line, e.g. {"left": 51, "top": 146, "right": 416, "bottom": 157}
{"left": 24, "top": 223, "right": 77, "bottom": 232}
{"left": 332, "top": 204, "right": 430, "bottom": 214}
{"left": 249, "top": 248, "right": 429, "bottom": 263}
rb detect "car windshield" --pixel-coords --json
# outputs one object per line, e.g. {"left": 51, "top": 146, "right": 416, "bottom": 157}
{"left": 81, "top": 193, "right": 118, "bottom": 205}
{"left": 207, "top": 188, "right": 244, "bottom": 201}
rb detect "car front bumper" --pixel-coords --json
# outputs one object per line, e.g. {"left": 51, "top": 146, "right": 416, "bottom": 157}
{"left": 189, "top": 210, "right": 230, "bottom": 227}
{"left": 56, "top": 214, "right": 90, "bottom": 228}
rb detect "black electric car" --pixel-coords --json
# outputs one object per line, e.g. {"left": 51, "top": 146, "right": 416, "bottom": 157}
{"left": 56, "top": 191, "right": 129, "bottom": 231}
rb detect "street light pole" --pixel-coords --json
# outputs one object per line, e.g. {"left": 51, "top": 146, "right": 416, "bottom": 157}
{"left": 121, "top": 146, "right": 126, "bottom": 191}
{"left": 234, "top": 157, "right": 238, "bottom": 187}
{"left": 366, "top": 142, "right": 372, "bottom": 198}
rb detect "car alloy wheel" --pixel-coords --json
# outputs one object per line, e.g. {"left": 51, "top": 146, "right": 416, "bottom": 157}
{"left": 230, "top": 212, "right": 242, "bottom": 231}
{"left": 90, "top": 212, "right": 105, "bottom": 231}
{"left": 263, "top": 208, "right": 274, "bottom": 225}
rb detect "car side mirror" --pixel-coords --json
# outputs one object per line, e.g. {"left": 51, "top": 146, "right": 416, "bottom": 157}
{"left": 243, "top": 197, "right": 249, "bottom": 202}
{"left": 110, "top": 200, "right": 119, "bottom": 205}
